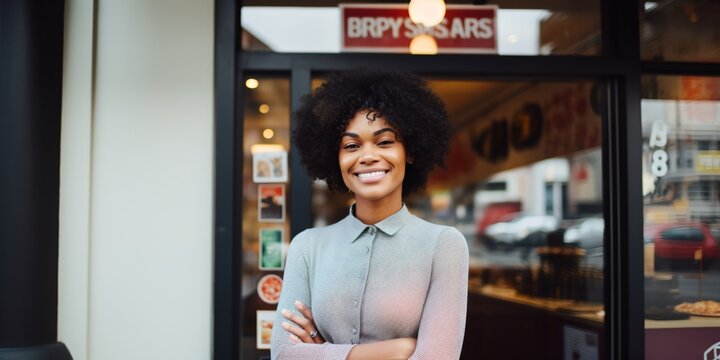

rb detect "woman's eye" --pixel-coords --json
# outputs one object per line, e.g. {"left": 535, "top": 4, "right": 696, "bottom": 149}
{"left": 343, "top": 143, "right": 360, "bottom": 150}
{"left": 378, "top": 140, "right": 395, "bottom": 146}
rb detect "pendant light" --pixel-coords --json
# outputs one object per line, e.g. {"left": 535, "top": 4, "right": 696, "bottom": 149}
{"left": 408, "top": 0, "right": 446, "bottom": 27}
{"left": 410, "top": 34, "right": 438, "bottom": 55}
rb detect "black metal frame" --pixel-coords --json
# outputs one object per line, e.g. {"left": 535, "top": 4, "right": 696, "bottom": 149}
{"left": 213, "top": 0, "right": 720, "bottom": 359}
{"left": 602, "top": 1, "right": 643, "bottom": 359}
{"left": 214, "top": 0, "right": 240, "bottom": 359}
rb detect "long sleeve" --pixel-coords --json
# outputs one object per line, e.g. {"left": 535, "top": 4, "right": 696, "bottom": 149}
{"left": 270, "top": 231, "right": 356, "bottom": 360}
{"left": 409, "top": 227, "right": 469, "bottom": 360}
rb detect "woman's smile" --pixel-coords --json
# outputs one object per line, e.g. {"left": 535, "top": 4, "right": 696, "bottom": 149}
{"left": 354, "top": 168, "right": 389, "bottom": 183}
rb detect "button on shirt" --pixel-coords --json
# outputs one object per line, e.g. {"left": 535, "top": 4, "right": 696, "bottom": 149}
{"left": 271, "top": 205, "right": 469, "bottom": 360}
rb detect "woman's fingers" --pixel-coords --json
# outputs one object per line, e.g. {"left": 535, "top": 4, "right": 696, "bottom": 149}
{"left": 294, "top": 301, "right": 315, "bottom": 322}
{"left": 282, "top": 320, "right": 313, "bottom": 343}
{"left": 281, "top": 309, "right": 312, "bottom": 329}
{"left": 281, "top": 303, "right": 325, "bottom": 344}
{"left": 294, "top": 301, "right": 325, "bottom": 343}
{"left": 281, "top": 309, "right": 319, "bottom": 344}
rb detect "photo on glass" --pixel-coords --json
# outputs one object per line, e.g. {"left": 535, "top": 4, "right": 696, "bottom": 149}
{"left": 258, "top": 228, "right": 285, "bottom": 271}
{"left": 257, "top": 273, "right": 283, "bottom": 305}
{"left": 256, "top": 310, "right": 276, "bottom": 350}
{"left": 258, "top": 184, "right": 285, "bottom": 222}
{"left": 253, "top": 151, "right": 288, "bottom": 183}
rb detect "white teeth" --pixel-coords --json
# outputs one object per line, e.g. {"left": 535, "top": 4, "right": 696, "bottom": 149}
{"left": 357, "top": 171, "right": 386, "bottom": 178}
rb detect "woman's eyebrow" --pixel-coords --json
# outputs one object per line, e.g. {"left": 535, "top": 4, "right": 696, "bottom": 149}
{"left": 373, "top": 128, "right": 397, "bottom": 136}
{"left": 340, "top": 128, "right": 397, "bottom": 139}
{"left": 341, "top": 132, "right": 359, "bottom": 138}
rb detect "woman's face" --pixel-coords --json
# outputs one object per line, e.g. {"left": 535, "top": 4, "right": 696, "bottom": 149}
{"left": 338, "top": 110, "right": 408, "bottom": 203}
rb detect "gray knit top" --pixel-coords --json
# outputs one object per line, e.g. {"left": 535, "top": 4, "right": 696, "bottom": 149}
{"left": 271, "top": 205, "right": 469, "bottom": 360}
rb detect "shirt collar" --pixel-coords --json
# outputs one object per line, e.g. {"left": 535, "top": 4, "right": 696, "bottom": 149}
{"left": 341, "top": 204, "right": 411, "bottom": 243}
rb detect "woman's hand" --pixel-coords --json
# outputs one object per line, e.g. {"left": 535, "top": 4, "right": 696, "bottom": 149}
{"left": 281, "top": 300, "right": 325, "bottom": 344}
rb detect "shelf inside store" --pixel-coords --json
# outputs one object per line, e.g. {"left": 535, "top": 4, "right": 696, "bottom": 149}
{"left": 469, "top": 284, "right": 605, "bottom": 325}
{"left": 645, "top": 316, "right": 720, "bottom": 329}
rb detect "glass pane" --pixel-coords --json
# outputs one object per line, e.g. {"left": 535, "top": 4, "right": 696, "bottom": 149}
{"left": 242, "top": 0, "right": 600, "bottom": 55}
{"left": 312, "top": 76, "right": 606, "bottom": 359}
{"left": 642, "top": 75, "right": 720, "bottom": 359}
{"left": 240, "top": 75, "right": 291, "bottom": 358}
{"left": 640, "top": 0, "right": 720, "bottom": 62}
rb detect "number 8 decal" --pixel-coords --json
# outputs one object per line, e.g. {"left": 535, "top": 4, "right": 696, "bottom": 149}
{"left": 649, "top": 121, "right": 668, "bottom": 178}
{"left": 651, "top": 149, "right": 668, "bottom": 177}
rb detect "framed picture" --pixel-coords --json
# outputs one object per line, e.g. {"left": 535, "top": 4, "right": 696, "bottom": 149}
{"left": 258, "top": 184, "right": 285, "bottom": 222}
{"left": 259, "top": 228, "right": 285, "bottom": 270}
{"left": 253, "top": 151, "right": 288, "bottom": 183}
{"left": 256, "top": 310, "right": 276, "bottom": 350}
{"left": 257, "top": 274, "right": 283, "bottom": 304}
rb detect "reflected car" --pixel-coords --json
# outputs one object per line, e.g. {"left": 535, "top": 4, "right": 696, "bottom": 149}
{"left": 476, "top": 201, "right": 522, "bottom": 235}
{"left": 485, "top": 213, "right": 558, "bottom": 246}
{"left": 564, "top": 217, "right": 604, "bottom": 250}
{"left": 650, "top": 223, "right": 719, "bottom": 267}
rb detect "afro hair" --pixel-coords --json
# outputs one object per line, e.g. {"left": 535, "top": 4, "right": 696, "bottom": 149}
{"left": 292, "top": 69, "right": 453, "bottom": 196}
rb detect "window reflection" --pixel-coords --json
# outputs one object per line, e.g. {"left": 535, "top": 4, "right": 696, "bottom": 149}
{"left": 642, "top": 75, "right": 720, "bottom": 359}
{"left": 640, "top": 0, "right": 720, "bottom": 62}
{"left": 241, "top": 0, "right": 600, "bottom": 56}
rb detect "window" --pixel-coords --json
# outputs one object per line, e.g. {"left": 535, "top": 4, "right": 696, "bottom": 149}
{"left": 242, "top": 0, "right": 601, "bottom": 55}
{"left": 687, "top": 181, "right": 712, "bottom": 201}
{"left": 240, "top": 75, "right": 292, "bottom": 357}
{"left": 659, "top": 227, "right": 706, "bottom": 242}
{"left": 640, "top": 0, "right": 720, "bottom": 62}
{"left": 642, "top": 75, "right": 720, "bottom": 358}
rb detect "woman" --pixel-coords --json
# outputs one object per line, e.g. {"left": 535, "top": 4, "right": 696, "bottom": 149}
{"left": 271, "top": 69, "right": 468, "bottom": 360}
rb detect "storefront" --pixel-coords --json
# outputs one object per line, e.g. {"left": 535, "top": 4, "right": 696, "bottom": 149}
{"left": 213, "top": 1, "right": 720, "bottom": 359}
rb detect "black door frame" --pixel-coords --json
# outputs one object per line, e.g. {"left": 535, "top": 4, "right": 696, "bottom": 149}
{"left": 213, "top": 0, "right": 658, "bottom": 359}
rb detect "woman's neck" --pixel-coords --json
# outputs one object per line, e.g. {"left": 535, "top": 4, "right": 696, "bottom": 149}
{"left": 353, "top": 194, "right": 403, "bottom": 225}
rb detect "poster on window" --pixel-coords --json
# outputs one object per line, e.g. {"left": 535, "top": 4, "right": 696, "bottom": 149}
{"left": 253, "top": 151, "right": 288, "bottom": 183}
{"left": 258, "top": 184, "right": 285, "bottom": 222}
{"left": 256, "top": 310, "right": 276, "bottom": 349}
{"left": 259, "top": 228, "right": 285, "bottom": 270}
{"left": 257, "top": 274, "right": 283, "bottom": 305}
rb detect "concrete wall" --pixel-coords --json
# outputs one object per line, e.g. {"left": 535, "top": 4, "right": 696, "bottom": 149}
{"left": 59, "top": 1, "right": 215, "bottom": 359}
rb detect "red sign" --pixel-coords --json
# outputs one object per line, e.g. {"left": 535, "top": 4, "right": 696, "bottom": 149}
{"left": 341, "top": 4, "right": 497, "bottom": 54}
{"left": 681, "top": 76, "right": 720, "bottom": 100}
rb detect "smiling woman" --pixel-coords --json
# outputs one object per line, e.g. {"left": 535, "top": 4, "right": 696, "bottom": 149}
{"left": 338, "top": 113, "right": 409, "bottom": 223}
{"left": 271, "top": 69, "right": 467, "bottom": 360}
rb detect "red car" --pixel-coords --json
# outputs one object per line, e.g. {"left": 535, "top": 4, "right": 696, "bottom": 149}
{"left": 650, "top": 223, "right": 720, "bottom": 267}
{"left": 476, "top": 201, "right": 522, "bottom": 236}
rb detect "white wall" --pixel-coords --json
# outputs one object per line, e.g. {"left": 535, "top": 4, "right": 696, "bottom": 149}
{"left": 59, "top": 1, "right": 215, "bottom": 359}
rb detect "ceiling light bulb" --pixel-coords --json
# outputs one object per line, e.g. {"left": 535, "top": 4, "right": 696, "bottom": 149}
{"left": 410, "top": 34, "right": 438, "bottom": 55}
{"left": 258, "top": 104, "right": 270, "bottom": 114}
{"left": 408, "top": 0, "right": 446, "bottom": 27}
{"left": 245, "top": 78, "right": 259, "bottom": 89}
{"left": 262, "top": 128, "right": 274, "bottom": 139}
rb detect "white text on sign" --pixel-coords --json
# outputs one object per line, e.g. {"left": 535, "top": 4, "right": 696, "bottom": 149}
{"left": 347, "top": 17, "right": 494, "bottom": 40}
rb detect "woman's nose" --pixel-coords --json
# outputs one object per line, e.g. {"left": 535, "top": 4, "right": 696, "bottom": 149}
{"left": 359, "top": 147, "right": 380, "bottom": 164}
